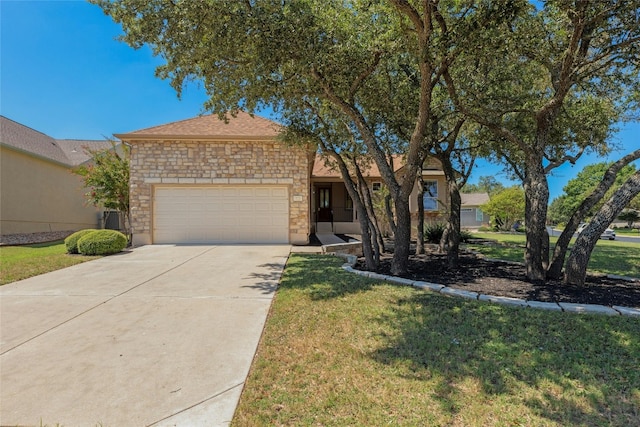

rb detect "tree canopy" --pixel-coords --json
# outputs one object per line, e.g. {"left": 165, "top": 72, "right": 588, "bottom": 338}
{"left": 548, "top": 162, "right": 637, "bottom": 224}
{"left": 462, "top": 176, "right": 505, "bottom": 197}
{"left": 93, "top": 0, "right": 640, "bottom": 281}
{"left": 74, "top": 142, "right": 130, "bottom": 233}
{"left": 444, "top": 0, "right": 640, "bottom": 280}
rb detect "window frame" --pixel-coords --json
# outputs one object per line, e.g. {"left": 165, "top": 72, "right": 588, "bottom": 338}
{"left": 422, "top": 180, "right": 439, "bottom": 211}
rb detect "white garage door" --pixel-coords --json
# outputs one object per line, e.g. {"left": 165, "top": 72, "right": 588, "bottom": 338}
{"left": 153, "top": 186, "right": 289, "bottom": 244}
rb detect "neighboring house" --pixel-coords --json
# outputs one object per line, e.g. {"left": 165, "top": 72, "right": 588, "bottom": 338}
{"left": 118, "top": 112, "right": 450, "bottom": 246}
{"left": 0, "top": 116, "right": 115, "bottom": 235}
{"left": 460, "top": 192, "right": 490, "bottom": 228}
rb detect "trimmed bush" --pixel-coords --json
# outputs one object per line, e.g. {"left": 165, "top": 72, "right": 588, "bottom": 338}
{"left": 77, "top": 229, "right": 127, "bottom": 256}
{"left": 65, "top": 229, "right": 98, "bottom": 254}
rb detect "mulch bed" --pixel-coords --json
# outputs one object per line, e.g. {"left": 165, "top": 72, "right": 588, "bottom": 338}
{"left": 359, "top": 251, "right": 640, "bottom": 309}
{"left": 0, "top": 231, "right": 74, "bottom": 246}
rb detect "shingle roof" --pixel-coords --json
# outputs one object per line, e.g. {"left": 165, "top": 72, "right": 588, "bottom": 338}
{"left": 0, "top": 116, "right": 115, "bottom": 166}
{"left": 312, "top": 154, "right": 394, "bottom": 178}
{"left": 116, "top": 111, "right": 281, "bottom": 140}
{"left": 312, "top": 154, "right": 442, "bottom": 179}
{"left": 461, "top": 192, "right": 490, "bottom": 206}
{"left": 56, "top": 139, "right": 117, "bottom": 165}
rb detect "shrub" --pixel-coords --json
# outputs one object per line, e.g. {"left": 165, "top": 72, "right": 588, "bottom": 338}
{"left": 460, "top": 230, "right": 474, "bottom": 243}
{"left": 65, "top": 229, "right": 98, "bottom": 254}
{"left": 424, "top": 222, "right": 446, "bottom": 243}
{"left": 77, "top": 229, "right": 127, "bottom": 255}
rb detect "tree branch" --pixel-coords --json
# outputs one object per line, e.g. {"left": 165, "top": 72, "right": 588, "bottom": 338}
{"left": 389, "top": 0, "right": 424, "bottom": 34}
{"left": 349, "top": 51, "right": 383, "bottom": 102}
{"left": 544, "top": 145, "right": 586, "bottom": 173}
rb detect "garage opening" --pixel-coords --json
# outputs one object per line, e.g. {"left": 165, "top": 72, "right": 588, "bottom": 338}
{"left": 153, "top": 186, "right": 289, "bottom": 244}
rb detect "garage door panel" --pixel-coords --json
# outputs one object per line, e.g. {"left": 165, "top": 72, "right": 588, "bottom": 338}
{"left": 254, "top": 188, "right": 274, "bottom": 198}
{"left": 154, "top": 186, "right": 289, "bottom": 244}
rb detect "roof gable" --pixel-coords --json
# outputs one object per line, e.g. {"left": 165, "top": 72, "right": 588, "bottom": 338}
{"left": 1, "top": 116, "right": 69, "bottom": 165}
{"left": 0, "top": 116, "right": 115, "bottom": 166}
{"left": 115, "top": 111, "right": 281, "bottom": 141}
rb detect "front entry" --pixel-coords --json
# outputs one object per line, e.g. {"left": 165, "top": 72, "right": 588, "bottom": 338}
{"left": 316, "top": 186, "right": 332, "bottom": 222}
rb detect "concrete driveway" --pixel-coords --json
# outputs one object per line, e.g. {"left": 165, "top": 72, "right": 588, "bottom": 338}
{"left": 0, "top": 244, "right": 290, "bottom": 426}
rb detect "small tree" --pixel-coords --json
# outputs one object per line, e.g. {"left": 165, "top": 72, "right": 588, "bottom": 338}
{"left": 619, "top": 210, "right": 640, "bottom": 229}
{"left": 480, "top": 186, "right": 525, "bottom": 232}
{"left": 74, "top": 142, "right": 130, "bottom": 236}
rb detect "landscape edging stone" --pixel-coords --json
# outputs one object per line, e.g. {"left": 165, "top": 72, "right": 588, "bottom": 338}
{"left": 341, "top": 261, "right": 639, "bottom": 317}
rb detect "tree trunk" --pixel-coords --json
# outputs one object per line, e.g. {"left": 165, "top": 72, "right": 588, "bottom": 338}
{"left": 547, "top": 149, "right": 640, "bottom": 279}
{"left": 523, "top": 163, "right": 550, "bottom": 282}
{"left": 384, "top": 193, "right": 397, "bottom": 236}
{"left": 391, "top": 193, "right": 412, "bottom": 276}
{"left": 330, "top": 153, "right": 379, "bottom": 270}
{"left": 355, "top": 164, "right": 382, "bottom": 266}
{"left": 564, "top": 171, "right": 640, "bottom": 285}
{"left": 445, "top": 184, "right": 462, "bottom": 269}
{"left": 439, "top": 159, "right": 462, "bottom": 268}
{"left": 416, "top": 173, "right": 425, "bottom": 255}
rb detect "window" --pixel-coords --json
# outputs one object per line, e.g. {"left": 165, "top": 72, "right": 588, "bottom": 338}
{"left": 372, "top": 182, "right": 382, "bottom": 192}
{"left": 345, "top": 193, "right": 353, "bottom": 210}
{"left": 423, "top": 180, "right": 438, "bottom": 211}
{"left": 319, "top": 188, "right": 330, "bottom": 208}
{"left": 476, "top": 208, "right": 484, "bottom": 222}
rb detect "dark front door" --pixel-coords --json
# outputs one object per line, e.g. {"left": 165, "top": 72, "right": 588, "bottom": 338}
{"left": 317, "top": 187, "right": 332, "bottom": 222}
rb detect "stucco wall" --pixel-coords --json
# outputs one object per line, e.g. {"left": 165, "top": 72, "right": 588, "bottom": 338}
{"left": 408, "top": 175, "right": 449, "bottom": 214}
{"left": 128, "top": 139, "right": 311, "bottom": 245}
{"left": 0, "top": 147, "right": 101, "bottom": 234}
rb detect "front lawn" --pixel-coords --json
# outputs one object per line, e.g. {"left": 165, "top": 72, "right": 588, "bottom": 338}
{"left": 615, "top": 228, "right": 640, "bottom": 236}
{"left": 468, "top": 232, "right": 640, "bottom": 278}
{"left": 0, "top": 241, "right": 100, "bottom": 285}
{"left": 234, "top": 254, "right": 640, "bottom": 426}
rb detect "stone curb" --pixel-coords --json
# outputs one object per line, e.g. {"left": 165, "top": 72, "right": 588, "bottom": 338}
{"left": 341, "top": 262, "right": 640, "bottom": 317}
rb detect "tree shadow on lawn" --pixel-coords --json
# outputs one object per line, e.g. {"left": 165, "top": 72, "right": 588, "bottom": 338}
{"left": 279, "top": 254, "right": 379, "bottom": 300}
{"left": 580, "top": 244, "right": 640, "bottom": 278}
{"left": 370, "top": 291, "right": 640, "bottom": 425}
{"left": 278, "top": 254, "right": 639, "bottom": 424}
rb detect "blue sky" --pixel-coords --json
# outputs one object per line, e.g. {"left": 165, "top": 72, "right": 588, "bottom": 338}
{"left": 1, "top": 0, "right": 638, "bottom": 202}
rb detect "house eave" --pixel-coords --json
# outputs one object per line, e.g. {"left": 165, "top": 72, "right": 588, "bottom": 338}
{"left": 0, "top": 142, "right": 72, "bottom": 168}
{"left": 114, "top": 133, "right": 278, "bottom": 142}
{"left": 422, "top": 170, "right": 445, "bottom": 176}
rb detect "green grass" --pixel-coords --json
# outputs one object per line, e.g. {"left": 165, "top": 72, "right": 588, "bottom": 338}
{"left": 468, "top": 232, "right": 640, "bottom": 278}
{"left": 0, "top": 241, "right": 100, "bottom": 285}
{"left": 234, "top": 254, "right": 640, "bottom": 426}
{"left": 614, "top": 228, "right": 640, "bottom": 235}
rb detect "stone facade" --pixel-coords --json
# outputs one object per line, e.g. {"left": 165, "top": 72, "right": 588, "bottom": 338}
{"left": 128, "top": 139, "right": 312, "bottom": 246}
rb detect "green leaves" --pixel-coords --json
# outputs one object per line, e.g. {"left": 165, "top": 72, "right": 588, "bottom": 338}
{"left": 73, "top": 141, "right": 129, "bottom": 213}
{"left": 481, "top": 186, "right": 526, "bottom": 231}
